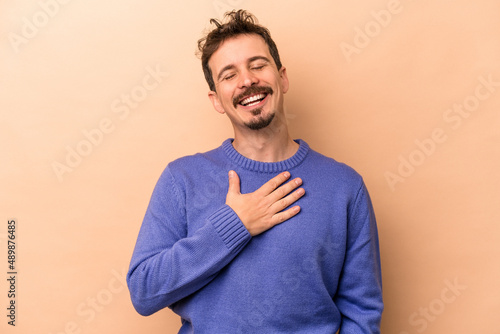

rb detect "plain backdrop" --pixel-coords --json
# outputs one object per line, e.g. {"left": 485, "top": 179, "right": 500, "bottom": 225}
{"left": 1, "top": 0, "right": 499, "bottom": 333}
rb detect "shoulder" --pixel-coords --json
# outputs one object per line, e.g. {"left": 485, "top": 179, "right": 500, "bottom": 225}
{"left": 303, "top": 142, "right": 363, "bottom": 189}
{"left": 159, "top": 143, "right": 226, "bottom": 181}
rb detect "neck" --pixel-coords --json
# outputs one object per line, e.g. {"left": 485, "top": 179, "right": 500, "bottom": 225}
{"left": 232, "top": 114, "right": 298, "bottom": 162}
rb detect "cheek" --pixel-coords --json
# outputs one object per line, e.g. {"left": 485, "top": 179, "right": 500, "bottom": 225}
{"left": 222, "top": 95, "right": 235, "bottom": 108}
{"left": 218, "top": 86, "right": 235, "bottom": 105}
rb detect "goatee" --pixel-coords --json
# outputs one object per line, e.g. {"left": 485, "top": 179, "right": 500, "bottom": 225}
{"left": 245, "top": 108, "right": 275, "bottom": 130}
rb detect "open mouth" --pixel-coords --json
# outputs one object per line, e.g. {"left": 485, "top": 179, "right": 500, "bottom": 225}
{"left": 233, "top": 86, "right": 273, "bottom": 108}
{"left": 238, "top": 93, "right": 267, "bottom": 107}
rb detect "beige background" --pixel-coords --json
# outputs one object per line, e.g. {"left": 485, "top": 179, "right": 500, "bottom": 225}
{"left": 1, "top": 0, "right": 499, "bottom": 333}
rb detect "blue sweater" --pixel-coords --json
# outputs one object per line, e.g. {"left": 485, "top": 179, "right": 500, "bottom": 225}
{"left": 127, "top": 139, "right": 383, "bottom": 333}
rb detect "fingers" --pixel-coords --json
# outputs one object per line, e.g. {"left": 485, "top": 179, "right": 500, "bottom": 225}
{"left": 268, "top": 176, "right": 303, "bottom": 203}
{"left": 270, "top": 185, "right": 305, "bottom": 213}
{"left": 272, "top": 205, "right": 301, "bottom": 225}
{"left": 226, "top": 170, "right": 305, "bottom": 236}
{"left": 227, "top": 170, "right": 241, "bottom": 195}
{"left": 257, "top": 171, "right": 291, "bottom": 196}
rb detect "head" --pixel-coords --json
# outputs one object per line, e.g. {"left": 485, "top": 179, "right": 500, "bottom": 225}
{"left": 197, "top": 10, "right": 289, "bottom": 133}
{"left": 197, "top": 10, "right": 283, "bottom": 93}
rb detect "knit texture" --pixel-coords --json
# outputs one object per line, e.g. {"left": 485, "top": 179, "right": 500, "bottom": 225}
{"left": 127, "top": 139, "right": 383, "bottom": 333}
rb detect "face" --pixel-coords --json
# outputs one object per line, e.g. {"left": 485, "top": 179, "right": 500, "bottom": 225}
{"left": 208, "top": 34, "right": 289, "bottom": 132}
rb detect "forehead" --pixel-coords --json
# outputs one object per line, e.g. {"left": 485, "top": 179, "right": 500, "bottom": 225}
{"left": 209, "top": 34, "right": 273, "bottom": 72}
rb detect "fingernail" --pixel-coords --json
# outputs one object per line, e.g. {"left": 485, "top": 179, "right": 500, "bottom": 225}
{"left": 229, "top": 170, "right": 235, "bottom": 177}
{"left": 297, "top": 188, "right": 305, "bottom": 195}
{"left": 283, "top": 172, "right": 290, "bottom": 178}
{"left": 295, "top": 178, "right": 302, "bottom": 185}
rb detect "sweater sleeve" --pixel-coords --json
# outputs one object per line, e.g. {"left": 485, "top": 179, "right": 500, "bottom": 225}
{"left": 335, "top": 181, "right": 384, "bottom": 333}
{"left": 126, "top": 167, "right": 251, "bottom": 316}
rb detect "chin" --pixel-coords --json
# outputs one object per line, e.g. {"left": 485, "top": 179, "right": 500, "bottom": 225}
{"left": 245, "top": 112, "right": 275, "bottom": 130}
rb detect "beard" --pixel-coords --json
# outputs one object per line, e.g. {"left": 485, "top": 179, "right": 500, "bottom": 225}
{"left": 244, "top": 108, "right": 275, "bottom": 130}
{"left": 233, "top": 85, "right": 275, "bottom": 130}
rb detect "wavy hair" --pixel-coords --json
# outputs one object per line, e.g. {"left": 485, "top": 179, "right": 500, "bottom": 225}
{"left": 197, "top": 10, "right": 282, "bottom": 92}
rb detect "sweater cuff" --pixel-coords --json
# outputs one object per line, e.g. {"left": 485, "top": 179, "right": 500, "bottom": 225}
{"left": 208, "top": 205, "right": 251, "bottom": 252}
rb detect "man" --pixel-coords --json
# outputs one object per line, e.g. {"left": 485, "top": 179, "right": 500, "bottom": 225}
{"left": 127, "top": 10, "right": 383, "bottom": 333}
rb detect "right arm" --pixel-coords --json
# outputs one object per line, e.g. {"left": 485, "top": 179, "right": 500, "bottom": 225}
{"left": 127, "top": 169, "right": 304, "bottom": 316}
{"left": 126, "top": 167, "right": 250, "bottom": 316}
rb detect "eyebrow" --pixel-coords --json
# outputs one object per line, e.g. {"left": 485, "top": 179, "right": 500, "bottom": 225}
{"left": 216, "top": 56, "right": 271, "bottom": 82}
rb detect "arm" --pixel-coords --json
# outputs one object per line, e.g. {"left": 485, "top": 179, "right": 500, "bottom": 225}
{"left": 127, "top": 168, "right": 305, "bottom": 316}
{"left": 335, "top": 182, "right": 384, "bottom": 333}
{"left": 126, "top": 167, "right": 250, "bottom": 316}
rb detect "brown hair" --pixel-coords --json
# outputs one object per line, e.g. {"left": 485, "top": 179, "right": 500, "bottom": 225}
{"left": 197, "top": 10, "right": 283, "bottom": 92}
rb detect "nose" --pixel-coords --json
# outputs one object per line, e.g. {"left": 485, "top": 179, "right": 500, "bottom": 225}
{"left": 238, "top": 69, "right": 258, "bottom": 88}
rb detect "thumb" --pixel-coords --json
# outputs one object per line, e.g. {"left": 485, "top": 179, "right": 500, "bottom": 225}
{"left": 227, "top": 170, "right": 241, "bottom": 195}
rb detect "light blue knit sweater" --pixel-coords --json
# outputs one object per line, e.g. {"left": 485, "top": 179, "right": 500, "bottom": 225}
{"left": 127, "top": 139, "right": 383, "bottom": 333}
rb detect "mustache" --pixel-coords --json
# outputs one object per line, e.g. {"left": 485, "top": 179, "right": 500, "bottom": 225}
{"left": 233, "top": 86, "right": 274, "bottom": 108}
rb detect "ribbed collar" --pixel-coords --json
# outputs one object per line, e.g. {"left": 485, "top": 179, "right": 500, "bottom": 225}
{"left": 221, "top": 138, "right": 309, "bottom": 173}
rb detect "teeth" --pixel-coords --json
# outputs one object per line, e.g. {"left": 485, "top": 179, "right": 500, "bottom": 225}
{"left": 246, "top": 100, "right": 260, "bottom": 107}
{"left": 241, "top": 94, "right": 265, "bottom": 106}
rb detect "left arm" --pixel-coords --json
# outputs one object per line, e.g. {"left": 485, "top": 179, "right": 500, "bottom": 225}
{"left": 335, "top": 182, "right": 384, "bottom": 333}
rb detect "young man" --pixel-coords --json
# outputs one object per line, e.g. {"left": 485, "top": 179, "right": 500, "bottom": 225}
{"left": 127, "top": 10, "right": 383, "bottom": 333}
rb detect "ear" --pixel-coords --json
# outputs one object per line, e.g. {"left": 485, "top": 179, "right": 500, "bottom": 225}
{"left": 208, "top": 90, "right": 225, "bottom": 114}
{"left": 279, "top": 66, "right": 289, "bottom": 94}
